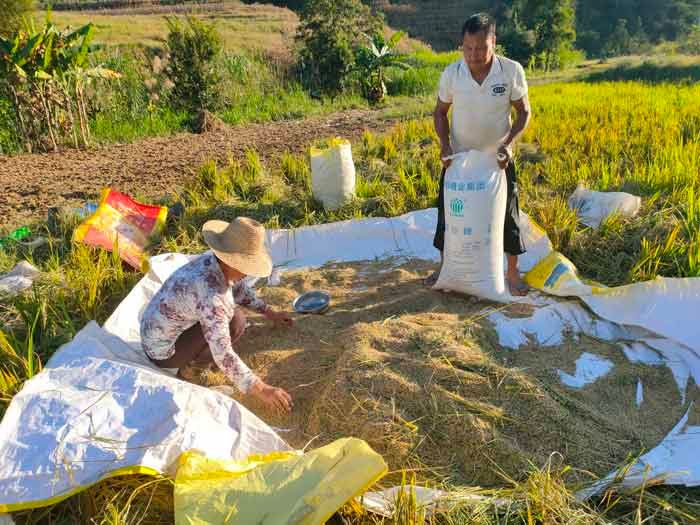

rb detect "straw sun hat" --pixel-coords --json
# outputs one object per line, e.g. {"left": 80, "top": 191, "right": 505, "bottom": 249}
{"left": 202, "top": 217, "right": 272, "bottom": 278}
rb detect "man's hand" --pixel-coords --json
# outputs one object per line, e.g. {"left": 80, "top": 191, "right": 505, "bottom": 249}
{"left": 264, "top": 308, "right": 293, "bottom": 327}
{"left": 441, "top": 144, "right": 454, "bottom": 168}
{"left": 249, "top": 381, "right": 293, "bottom": 412}
{"left": 497, "top": 144, "right": 513, "bottom": 170}
{"left": 498, "top": 96, "right": 531, "bottom": 170}
{"left": 434, "top": 98, "right": 452, "bottom": 169}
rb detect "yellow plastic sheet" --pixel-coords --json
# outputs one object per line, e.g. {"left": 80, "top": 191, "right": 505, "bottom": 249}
{"left": 174, "top": 438, "right": 387, "bottom": 525}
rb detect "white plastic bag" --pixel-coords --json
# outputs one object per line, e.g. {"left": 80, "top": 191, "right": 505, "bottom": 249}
{"left": 362, "top": 487, "right": 449, "bottom": 518}
{"left": 310, "top": 138, "right": 356, "bottom": 210}
{"left": 0, "top": 261, "right": 40, "bottom": 296}
{"left": 434, "top": 150, "right": 508, "bottom": 302}
{"left": 568, "top": 184, "right": 641, "bottom": 228}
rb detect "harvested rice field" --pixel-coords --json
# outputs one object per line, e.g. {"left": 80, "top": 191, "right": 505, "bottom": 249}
{"left": 194, "top": 259, "right": 688, "bottom": 487}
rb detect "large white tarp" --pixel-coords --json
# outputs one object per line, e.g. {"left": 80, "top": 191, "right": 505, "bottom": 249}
{"left": 102, "top": 209, "right": 700, "bottom": 490}
{"left": 583, "top": 278, "right": 700, "bottom": 352}
{"left": 264, "top": 208, "right": 551, "bottom": 275}
{"left": 0, "top": 208, "right": 698, "bottom": 514}
{"left": 0, "top": 321, "right": 289, "bottom": 512}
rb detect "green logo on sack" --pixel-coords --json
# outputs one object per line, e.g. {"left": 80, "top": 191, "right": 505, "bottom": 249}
{"left": 450, "top": 198, "right": 464, "bottom": 216}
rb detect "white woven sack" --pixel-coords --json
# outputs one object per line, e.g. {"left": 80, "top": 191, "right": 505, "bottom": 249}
{"left": 568, "top": 183, "right": 641, "bottom": 228}
{"left": 310, "top": 138, "right": 356, "bottom": 210}
{"left": 434, "top": 150, "right": 508, "bottom": 302}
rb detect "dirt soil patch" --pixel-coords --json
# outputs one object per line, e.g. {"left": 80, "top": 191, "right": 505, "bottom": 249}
{"left": 199, "top": 260, "right": 686, "bottom": 487}
{"left": 0, "top": 109, "right": 394, "bottom": 231}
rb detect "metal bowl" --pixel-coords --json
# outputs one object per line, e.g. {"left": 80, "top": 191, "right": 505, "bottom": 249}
{"left": 293, "top": 291, "right": 331, "bottom": 314}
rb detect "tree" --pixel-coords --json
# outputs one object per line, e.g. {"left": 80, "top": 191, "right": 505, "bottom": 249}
{"left": 636, "top": 0, "right": 700, "bottom": 41}
{"left": 295, "top": 0, "right": 383, "bottom": 96}
{"left": 529, "top": 0, "right": 577, "bottom": 71}
{"left": 497, "top": 0, "right": 699, "bottom": 60}
{"left": 680, "top": 24, "right": 700, "bottom": 54}
{"left": 574, "top": 0, "right": 700, "bottom": 56}
{"left": 495, "top": 0, "right": 576, "bottom": 69}
{"left": 604, "top": 18, "right": 633, "bottom": 57}
{"left": 497, "top": 6, "right": 537, "bottom": 64}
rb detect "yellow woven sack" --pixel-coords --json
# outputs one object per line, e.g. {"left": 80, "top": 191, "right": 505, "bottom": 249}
{"left": 525, "top": 251, "right": 606, "bottom": 297}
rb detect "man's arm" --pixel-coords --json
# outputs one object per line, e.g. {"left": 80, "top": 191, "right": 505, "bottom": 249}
{"left": 433, "top": 98, "right": 453, "bottom": 167}
{"left": 500, "top": 95, "right": 532, "bottom": 159}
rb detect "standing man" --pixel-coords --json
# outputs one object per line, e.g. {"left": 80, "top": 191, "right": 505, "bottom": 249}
{"left": 426, "top": 13, "right": 532, "bottom": 296}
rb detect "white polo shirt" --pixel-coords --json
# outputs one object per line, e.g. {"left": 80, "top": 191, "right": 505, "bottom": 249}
{"left": 438, "top": 55, "right": 528, "bottom": 154}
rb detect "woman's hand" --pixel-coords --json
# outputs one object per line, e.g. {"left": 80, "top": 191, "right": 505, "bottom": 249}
{"left": 249, "top": 381, "right": 293, "bottom": 412}
{"left": 264, "top": 308, "right": 293, "bottom": 327}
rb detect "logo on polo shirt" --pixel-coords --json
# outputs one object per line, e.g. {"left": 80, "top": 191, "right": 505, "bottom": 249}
{"left": 450, "top": 198, "right": 464, "bottom": 216}
{"left": 491, "top": 83, "right": 507, "bottom": 96}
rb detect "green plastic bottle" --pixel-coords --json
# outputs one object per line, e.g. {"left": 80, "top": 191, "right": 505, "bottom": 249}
{"left": 0, "top": 226, "right": 32, "bottom": 248}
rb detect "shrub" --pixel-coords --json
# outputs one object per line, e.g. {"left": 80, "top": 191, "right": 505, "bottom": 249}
{"left": 165, "top": 16, "right": 223, "bottom": 115}
{"left": 295, "top": 0, "right": 382, "bottom": 96}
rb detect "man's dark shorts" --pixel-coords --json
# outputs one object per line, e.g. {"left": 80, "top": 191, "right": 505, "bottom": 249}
{"left": 433, "top": 162, "right": 526, "bottom": 256}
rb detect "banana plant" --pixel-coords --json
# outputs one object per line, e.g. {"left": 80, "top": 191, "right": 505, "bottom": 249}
{"left": 0, "top": 16, "right": 119, "bottom": 152}
{"left": 354, "top": 31, "right": 411, "bottom": 104}
{"left": 0, "top": 29, "right": 45, "bottom": 78}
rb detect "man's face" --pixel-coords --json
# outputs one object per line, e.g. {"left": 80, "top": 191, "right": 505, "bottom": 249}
{"left": 462, "top": 31, "right": 495, "bottom": 68}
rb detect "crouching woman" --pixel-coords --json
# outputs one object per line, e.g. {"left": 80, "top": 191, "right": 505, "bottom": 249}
{"left": 140, "top": 217, "right": 293, "bottom": 413}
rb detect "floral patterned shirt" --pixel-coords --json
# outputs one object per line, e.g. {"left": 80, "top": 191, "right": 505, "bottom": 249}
{"left": 140, "top": 251, "right": 267, "bottom": 393}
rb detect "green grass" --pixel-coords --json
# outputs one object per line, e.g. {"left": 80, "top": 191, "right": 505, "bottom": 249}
{"left": 584, "top": 56, "right": 700, "bottom": 84}
{"left": 219, "top": 80, "right": 367, "bottom": 126}
{"left": 91, "top": 106, "right": 190, "bottom": 143}
{"left": 1, "top": 5, "right": 356, "bottom": 152}
{"left": 0, "top": 2, "right": 446, "bottom": 152}
{"left": 46, "top": 1, "right": 298, "bottom": 53}
{"left": 0, "top": 95, "right": 21, "bottom": 154}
